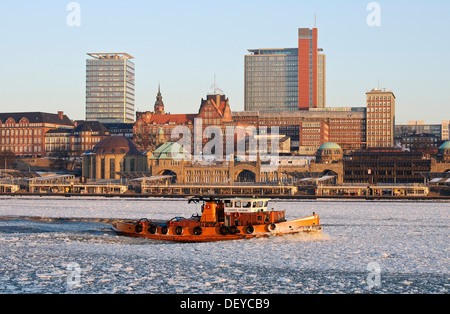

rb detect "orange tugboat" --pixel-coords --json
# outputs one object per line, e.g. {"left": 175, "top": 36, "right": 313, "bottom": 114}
{"left": 112, "top": 197, "right": 322, "bottom": 243}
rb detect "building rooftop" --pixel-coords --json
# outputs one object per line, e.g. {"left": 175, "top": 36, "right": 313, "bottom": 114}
{"left": 45, "top": 128, "right": 73, "bottom": 134}
{"left": 366, "top": 88, "right": 396, "bottom": 98}
{"left": 142, "top": 114, "right": 196, "bottom": 125}
{"left": 92, "top": 136, "right": 141, "bottom": 155}
{"left": 232, "top": 109, "right": 366, "bottom": 119}
{"left": 87, "top": 53, "right": 134, "bottom": 60}
{"left": 247, "top": 48, "right": 298, "bottom": 56}
{"left": 0, "top": 112, "right": 74, "bottom": 126}
{"left": 73, "top": 121, "right": 110, "bottom": 134}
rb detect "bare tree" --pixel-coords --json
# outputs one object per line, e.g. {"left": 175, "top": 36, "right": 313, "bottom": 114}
{"left": 0, "top": 150, "right": 16, "bottom": 169}
{"left": 50, "top": 148, "right": 70, "bottom": 170}
{"left": 134, "top": 129, "right": 156, "bottom": 150}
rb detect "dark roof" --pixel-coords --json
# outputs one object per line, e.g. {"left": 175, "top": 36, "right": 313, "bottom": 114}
{"left": 102, "top": 123, "right": 134, "bottom": 133}
{"left": 140, "top": 113, "right": 196, "bottom": 125}
{"left": 45, "top": 128, "right": 73, "bottom": 134}
{"left": 0, "top": 112, "right": 73, "bottom": 126}
{"left": 92, "top": 136, "right": 142, "bottom": 155}
{"left": 102, "top": 123, "right": 134, "bottom": 129}
{"left": 0, "top": 170, "right": 41, "bottom": 179}
{"left": 73, "top": 121, "right": 110, "bottom": 133}
{"left": 116, "top": 171, "right": 154, "bottom": 179}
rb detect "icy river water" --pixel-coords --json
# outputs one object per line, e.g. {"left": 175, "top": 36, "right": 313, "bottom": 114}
{"left": 0, "top": 196, "right": 448, "bottom": 294}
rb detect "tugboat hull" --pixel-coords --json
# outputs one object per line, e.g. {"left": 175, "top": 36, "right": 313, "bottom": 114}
{"left": 112, "top": 215, "right": 322, "bottom": 243}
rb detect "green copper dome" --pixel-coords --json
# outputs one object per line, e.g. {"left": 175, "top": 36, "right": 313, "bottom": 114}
{"left": 439, "top": 141, "right": 450, "bottom": 150}
{"left": 318, "top": 142, "right": 342, "bottom": 150}
{"left": 150, "top": 142, "right": 190, "bottom": 160}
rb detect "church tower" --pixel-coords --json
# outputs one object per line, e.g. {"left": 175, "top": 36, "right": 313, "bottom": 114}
{"left": 154, "top": 84, "right": 165, "bottom": 115}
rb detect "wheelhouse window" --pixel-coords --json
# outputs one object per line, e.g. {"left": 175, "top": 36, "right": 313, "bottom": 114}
{"left": 243, "top": 201, "right": 251, "bottom": 208}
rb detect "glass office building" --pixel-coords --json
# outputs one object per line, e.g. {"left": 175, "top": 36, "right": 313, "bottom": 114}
{"left": 86, "top": 53, "right": 135, "bottom": 124}
{"left": 245, "top": 28, "right": 325, "bottom": 112}
{"left": 245, "top": 48, "right": 299, "bottom": 112}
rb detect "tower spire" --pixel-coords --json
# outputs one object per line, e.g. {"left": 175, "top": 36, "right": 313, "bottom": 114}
{"left": 154, "top": 83, "right": 165, "bottom": 115}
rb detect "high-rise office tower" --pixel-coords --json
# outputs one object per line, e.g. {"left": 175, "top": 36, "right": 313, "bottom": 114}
{"left": 245, "top": 48, "right": 299, "bottom": 112}
{"left": 86, "top": 53, "right": 135, "bottom": 123}
{"left": 245, "top": 28, "right": 325, "bottom": 112}
{"left": 366, "top": 88, "right": 396, "bottom": 148}
{"left": 317, "top": 51, "right": 326, "bottom": 108}
{"left": 298, "top": 28, "right": 318, "bottom": 110}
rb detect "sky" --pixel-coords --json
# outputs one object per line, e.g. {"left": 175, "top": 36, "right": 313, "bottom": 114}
{"left": 0, "top": 0, "right": 449, "bottom": 124}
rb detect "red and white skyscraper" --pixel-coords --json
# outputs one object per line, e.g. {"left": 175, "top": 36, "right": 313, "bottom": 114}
{"left": 298, "top": 28, "right": 318, "bottom": 110}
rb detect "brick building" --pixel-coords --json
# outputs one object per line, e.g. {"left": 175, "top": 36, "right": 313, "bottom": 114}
{"left": 366, "top": 88, "right": 396, "bottom": 148}
{"left": 134, "top": 88, "right": 237, "bottom": 152}
{"left": 0, "top": 111, "right": 74, "bottom": 157}
{"left": 70, "top": 121, "right": 110, "bottom": 153}
{"left": 344, "top": 148, "right": 431, "bottom": 184}
{"left": 395, "top": 120, "right": 450, "bottom": 150}
{"left": 233, "top": 107, "right": 366, "bottom": 155}
{"left": 44, "top": 120, "right": 111, "bottom": 157}
{"left": 45, "top": 128, "right": 73, "bottom": 153}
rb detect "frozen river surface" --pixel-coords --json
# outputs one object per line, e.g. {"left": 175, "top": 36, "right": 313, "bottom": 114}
{"left": 0, "top": 196, "right": 448, "bottom": 294}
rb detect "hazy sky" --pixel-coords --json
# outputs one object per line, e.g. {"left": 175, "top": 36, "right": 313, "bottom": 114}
{"left": 0, "top": 0, "right": 449, "bottom": 124}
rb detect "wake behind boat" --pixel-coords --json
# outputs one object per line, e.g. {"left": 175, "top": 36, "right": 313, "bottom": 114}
{"left": 112, "top": 197, "right": 322, "bottom": 243}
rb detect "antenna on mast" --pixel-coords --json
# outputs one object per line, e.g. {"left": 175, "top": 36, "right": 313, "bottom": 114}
{"left": 209, "top": 74, "right": 223, "bottom": 95}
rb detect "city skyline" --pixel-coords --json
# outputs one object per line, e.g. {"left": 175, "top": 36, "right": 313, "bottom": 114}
{"left": 0, "top": 0, "right": 449, "bottom": 124}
